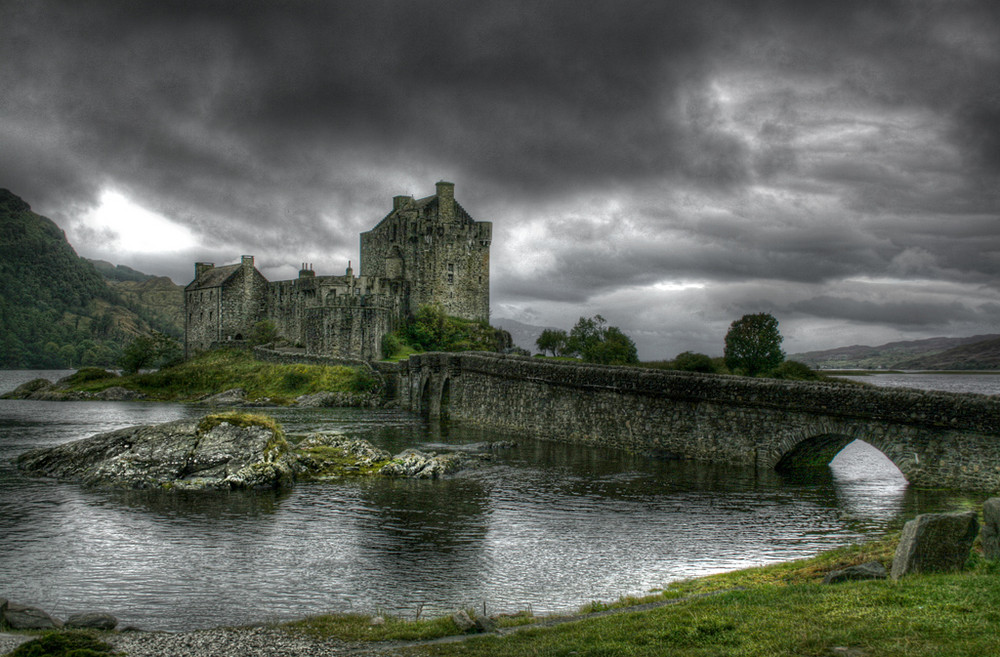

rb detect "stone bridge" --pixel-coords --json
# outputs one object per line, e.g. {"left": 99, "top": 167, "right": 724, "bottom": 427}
{"left": 391, "top": 352, "right": 1000, "bottom": 491}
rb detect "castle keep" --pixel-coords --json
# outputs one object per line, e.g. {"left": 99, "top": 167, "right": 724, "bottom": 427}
{"left": 185, "top": 182, "right": 491, "bottom": 360}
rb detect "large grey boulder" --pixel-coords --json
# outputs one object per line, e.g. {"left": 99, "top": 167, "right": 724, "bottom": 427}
{"left": 981, "top": 497, "right": 1000, "bottom": 560}
{"left": 822, "top": 561, "right": 888, "bottom": 584}
{"left": 2, "top": 603, "right": 62, "bottom": 630}
{"left": 16, "top": 414, "right": 297, "bottom": 490}
{"left": 378, "top": 449, "right": 470, "bottom": 479}
{"left": 891, "top": 511, "right": 979, "bottom": 579}
{"left": 65, "top": 611, "right": 118, "bottom": 630}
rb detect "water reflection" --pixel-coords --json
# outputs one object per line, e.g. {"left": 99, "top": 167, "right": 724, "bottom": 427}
{"left": 0, "top": 398, "right": 983, "bottom": 631}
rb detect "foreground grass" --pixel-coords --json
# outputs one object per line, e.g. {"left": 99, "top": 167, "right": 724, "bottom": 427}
{"left": 279, "top": 534, "right": 1000, "bottom": 657}
{"left": 65, "top": 349, "right": 376, "bottom": 403}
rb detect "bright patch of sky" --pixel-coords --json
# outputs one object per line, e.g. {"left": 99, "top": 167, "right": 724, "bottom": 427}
{"left": 81, "top": 190, "right": 197, "bottom": 253}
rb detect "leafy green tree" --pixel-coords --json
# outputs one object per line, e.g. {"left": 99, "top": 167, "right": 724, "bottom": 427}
{"left": 564, "top": 315, "right": 639, "bottom": 365}
{"left": 535, "top": 328, "right": 568, "bottom": 356}
{"left": 724, "top": 312, "right": 785, "bottom": 376}
{"left": 120, "top": 336, "right": 156, "bottom": 374}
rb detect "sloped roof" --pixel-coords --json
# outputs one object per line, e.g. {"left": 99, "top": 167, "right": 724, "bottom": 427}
{"left": 185, "top": 263, "right": 241, "bottom": 291}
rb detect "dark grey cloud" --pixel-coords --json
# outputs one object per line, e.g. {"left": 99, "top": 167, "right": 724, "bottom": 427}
{"left": 1, "top": 0, "right": 999, "bottom": 356}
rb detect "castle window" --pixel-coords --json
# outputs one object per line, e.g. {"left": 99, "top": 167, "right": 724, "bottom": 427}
{"left": 447, "top": 274, "right": 454, "bottom": 284}
{"left": 478, "top": 276, "right": 482, "bottom": 284}
{"left": 209, "top": 311, "right": 212, "bottom": 321}
{"left": 447, "top": 263, "right": 454, "bottom": 272}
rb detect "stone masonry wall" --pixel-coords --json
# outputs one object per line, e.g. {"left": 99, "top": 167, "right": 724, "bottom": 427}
{"left": 399, "top": 352, "right": 1000, "bottom": 491}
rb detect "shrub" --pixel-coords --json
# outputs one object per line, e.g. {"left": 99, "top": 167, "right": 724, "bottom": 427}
{"left": 672, "top": 351, "right": 717, "bottom": 373}
{"left": 8, "top": 630, "right": 114, "bottom": 657}
{"left": 769, "top": 360, "right": 820, "bottom": 380}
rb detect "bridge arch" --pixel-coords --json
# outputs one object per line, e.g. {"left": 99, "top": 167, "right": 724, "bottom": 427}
{"left": 772, "top": 425, "right": 907, "bottom": 481}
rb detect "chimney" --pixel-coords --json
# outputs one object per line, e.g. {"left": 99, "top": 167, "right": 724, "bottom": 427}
{"left": 436, "top": 181, "right": 455, "bottom": 216}
{"left": 393, "top": 195, "right": 413, "bottom": 211}
{"left": 195, "top": 262, "right": 214, "bottom": 279}
{"left": 241, "top": 255, "right": 254, "bottom": 269}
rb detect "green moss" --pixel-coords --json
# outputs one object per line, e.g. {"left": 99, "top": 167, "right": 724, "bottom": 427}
{"left": 197, "top": 412, "right": 289, "bottom": 460}
{"left": 7, "top": 630, "right": 114, "bottom": 657}
{"left": 294, "top": 444, "right": 390, "bottom": 479}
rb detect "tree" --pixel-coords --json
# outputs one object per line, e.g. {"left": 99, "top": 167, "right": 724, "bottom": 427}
{"left": 536, "top": 328, "right": 568, "bottom": 357}
{"left": 564, "top": 315, "right": 639, "bottom": 365}
{"left": 724, "top": 312, "right": 785, "bottom": 376}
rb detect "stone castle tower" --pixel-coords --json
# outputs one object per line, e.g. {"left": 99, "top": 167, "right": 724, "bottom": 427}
{"left": 184, "top": 182, "right": 491, "bottom": 360}
{"left": 361, "top": 181, "right": 491, "bottom": 321}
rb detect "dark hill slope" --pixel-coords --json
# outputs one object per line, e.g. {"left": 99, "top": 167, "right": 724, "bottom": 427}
{"left": 896, "top": 337, "right": 1000, "bottom": 370}
{"left": 0, "top": 189, "right": 177, "bottom": 367}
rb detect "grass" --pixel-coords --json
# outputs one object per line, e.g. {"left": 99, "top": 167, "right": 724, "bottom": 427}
{"left": 270, "top": 533, "right": 1000, "bottom": 657}
{"left": 65, "top": 349, "right": 376, "bottom": 403}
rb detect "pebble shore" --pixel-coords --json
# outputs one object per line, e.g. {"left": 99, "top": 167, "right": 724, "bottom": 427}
{"left": 107, "top": 626, "right": 410, "bottom": 657}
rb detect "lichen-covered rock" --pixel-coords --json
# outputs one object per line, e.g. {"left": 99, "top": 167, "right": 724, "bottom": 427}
{"left": 891, "top": 511, "right": 979, "bottom": 579}
{"left": 378, "top": 449, "right": 470, "bottom": 478}
{"left": 16, "top": 414, "right": 296, "bottom": 490}
{"left": 65, "top": 611, "right": 118, "bottom": 630}
{"left": 0, "top": 378, "right": 54, "bottom": 399}
{"left": 982, "top": 497, "right": 1000, "bottom": 560}
{"left": 822, "top": 561, "right": 888, "bottom": 584}
{"left": 94, "top": 386, "right": 146, "bottom": 401}
{"left": 451, "top": 610, "right": 475, "bottom": 632}
{"left": 2, "top": 603, "right": 62, "bottom": 630}
{"left": 198, "top": 388, "right": 248, "bottom": 406}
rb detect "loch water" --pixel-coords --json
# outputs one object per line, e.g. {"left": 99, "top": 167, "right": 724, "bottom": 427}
{"left": 0, "top": 370, "right": 989, "bottom": 631}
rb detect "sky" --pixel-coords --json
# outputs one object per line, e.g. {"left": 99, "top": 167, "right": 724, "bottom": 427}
{"left": 2, "top": 0, "right": 999, "bottom": 359}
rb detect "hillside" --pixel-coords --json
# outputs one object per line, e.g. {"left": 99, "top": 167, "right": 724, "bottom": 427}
{"left": 895, "top": 336, "right": 1000, "bottom": 370}
{"left": 0, "top": 189, "right": 180, "bottom": 368}
{"left": 792, "top": 334, "right": 1000, "bottom": 370}
{"left": 492, "top": 317, "right": 558, "bottom": 353}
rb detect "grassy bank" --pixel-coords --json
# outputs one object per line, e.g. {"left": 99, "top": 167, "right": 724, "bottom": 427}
{"left": 64, "top": 349, "right": 376, "bottom": 403}
{"left": 280, "top": 532, "right": 1000, "bottom": 656}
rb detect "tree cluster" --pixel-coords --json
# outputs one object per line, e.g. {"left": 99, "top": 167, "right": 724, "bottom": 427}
{"left": 535, "top": 315, "right": 639, "bottom": 365}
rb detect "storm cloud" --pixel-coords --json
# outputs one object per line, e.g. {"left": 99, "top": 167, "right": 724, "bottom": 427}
{"left": 2, "top": 0, "right": 999, "bottom": 357}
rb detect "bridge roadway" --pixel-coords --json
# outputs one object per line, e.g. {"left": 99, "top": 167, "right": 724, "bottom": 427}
{"left": 387, "top": 352, "right": 1000, "bottom": 492}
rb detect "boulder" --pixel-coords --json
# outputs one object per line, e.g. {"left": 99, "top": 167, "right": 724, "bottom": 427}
{"left": 94, "top": 386, "right": 145, "bottom": 401}
{"left": 199, "top": 388, "right": 247, "bottom": 405}
{"left": 16, "top": 414, "right": 297, "bottom": 491}
{"left": 822, "top": 561, "right": 887, "bottom": 584}
{"left": 891, "top": 511, "right": 979, "bottom": 579}
{"left": 981, "top": 497, "right": 1000, "bottom": 560}
{"left": 451, "top": 610, "right": 475, "bottom": 632}
{"left": 378, "top": 449, "right": 470, "bottom": 479}
{"left": 65, "top": 611, "right": 118, "bottom": 630}
{"left": 2, "top": 603, "right": 62, "bottom": 630}
{"left": 473, "top": 616, "right": 497, "bottom": 633}
{"left": 0, "top": 378, "right": 53, "bottom": 399}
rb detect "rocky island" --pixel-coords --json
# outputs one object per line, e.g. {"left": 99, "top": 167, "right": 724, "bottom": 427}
{"left": 15, "top": 412, "right": 496, "bottom": 490}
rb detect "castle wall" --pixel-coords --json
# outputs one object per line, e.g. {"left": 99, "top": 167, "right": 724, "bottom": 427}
{"left": 221, "top": 260, "right": 268, "bottom": 341}
{"left": 185, "top": 286, "right": 221, "bottom": 352}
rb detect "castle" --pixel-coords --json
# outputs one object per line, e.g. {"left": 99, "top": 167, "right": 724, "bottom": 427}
{"left": 184, "top": 182, "right": 492, "bottom": 360}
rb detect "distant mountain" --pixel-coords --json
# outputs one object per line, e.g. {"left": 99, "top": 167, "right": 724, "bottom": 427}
{"left": 791, "top": 334, "right": 1000, "bottom": 370}
{"left": 492, "top": 317, "right": 559, "bottom": 354}
{"left": 0, "top": 188, "right": 180, "bottom": 368}
{"left": 895, "top": 337, "right": 1000, "bottom": 370}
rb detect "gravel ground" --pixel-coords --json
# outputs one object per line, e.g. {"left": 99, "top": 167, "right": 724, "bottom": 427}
{"left": 106, "top": 627, "right": 414, "bottom": 657}
{"left": 0, "top": 632, "right": 31, "bottom": 655}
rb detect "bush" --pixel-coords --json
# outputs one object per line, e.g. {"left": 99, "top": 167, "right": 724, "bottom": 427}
{"left": 60, "top": 367, "right": 119, "bottom": 384}
{"left": 672, "top": 351, "right": 716, "bottom": 373}
{"left": 768, "top": 360, "right": 820, "bottom": 380}
{"left": 381, "top": 333, "right": 401, "bottom": 359}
